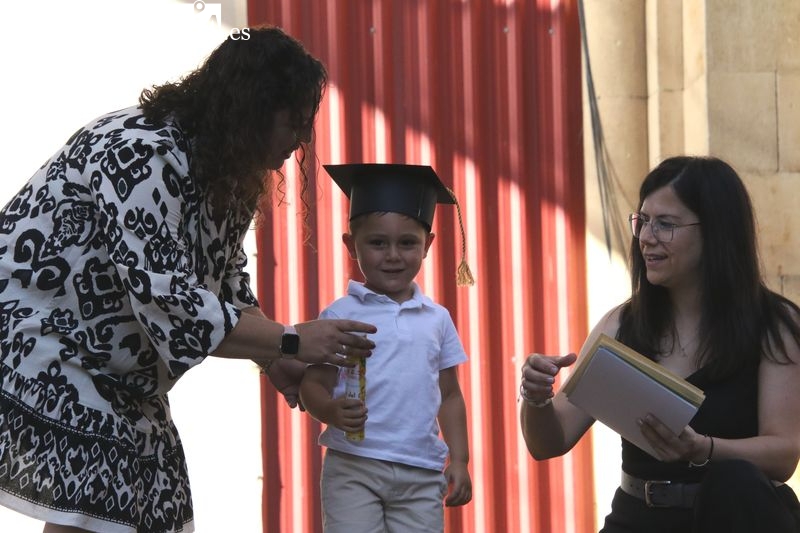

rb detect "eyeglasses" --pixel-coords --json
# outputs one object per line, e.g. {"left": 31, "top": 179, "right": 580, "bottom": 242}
{"left": 629, "top": 213, "right": 700, "bottom": 243}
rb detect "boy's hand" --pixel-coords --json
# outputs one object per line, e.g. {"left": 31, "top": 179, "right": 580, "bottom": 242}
{"left": 266, "top": 359, "right": 307, "bottom": 410}
{"left": 444, "top": 460, "right": 472, "bottom": 506}
{"left": 328, "top": 397, "right": 368, "bottom": 433}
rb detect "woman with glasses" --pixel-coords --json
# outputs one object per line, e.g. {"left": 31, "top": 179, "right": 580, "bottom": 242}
{"left": 520, "top": 156, "right": 800, "bottom": 532}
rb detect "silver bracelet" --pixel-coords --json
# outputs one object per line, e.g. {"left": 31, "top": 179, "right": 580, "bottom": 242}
{"left": 689, "top": 435, "right": 714, "bottom": 467}
{"left": 519, "top": 384, "right": 552, "bottom": 408}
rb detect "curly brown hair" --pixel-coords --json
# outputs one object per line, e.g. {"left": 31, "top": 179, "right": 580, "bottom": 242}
{"left": 139, "top": 25, "right": 327, "bottom": 220}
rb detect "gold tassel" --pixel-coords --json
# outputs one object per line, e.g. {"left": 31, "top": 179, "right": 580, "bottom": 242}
{"left": 457, "top": 259, "right": 474, "bottom": 287}
{"left": 447, "top": 187, "right": 475, "bottom": 287}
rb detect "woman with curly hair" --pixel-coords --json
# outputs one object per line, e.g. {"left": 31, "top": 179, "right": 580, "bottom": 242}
{"left": 0, "top": 26, "right": 375, "bottom": 533}
{"left": 520, "top": 156, "right": 800, "bottom": 532}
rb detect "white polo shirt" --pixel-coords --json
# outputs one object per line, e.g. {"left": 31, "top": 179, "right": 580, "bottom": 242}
{"left": 318, "top": 280, "right": 468, "bottom": 471}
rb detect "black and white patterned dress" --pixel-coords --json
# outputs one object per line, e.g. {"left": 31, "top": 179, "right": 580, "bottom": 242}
{"left": 0, "top": 106, "right": 258, "bottom": 532}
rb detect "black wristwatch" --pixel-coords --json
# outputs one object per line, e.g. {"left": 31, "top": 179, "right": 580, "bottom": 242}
{"left": 279, "top": 325, "right": 300, "bottom": 358}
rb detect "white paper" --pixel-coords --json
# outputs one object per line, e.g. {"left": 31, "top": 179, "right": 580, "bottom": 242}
{"left": 566, "top": 346, "right": 700, "bottom": 458}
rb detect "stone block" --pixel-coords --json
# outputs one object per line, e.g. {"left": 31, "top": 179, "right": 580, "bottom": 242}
{"left": 595, "top": 95, "right": 649, "bottom": 211}
{"left": 648, "top": 89, "right": 685, "bottom": 163}
{"left": 683, "top": 72, "right": 709, "bottom": 155}
{"left": 682, "top": 0, "right": 707, "bottom": 84}
{"left": 709, "top": 72, "right": 777, "bottom": 171}
{"left": 646, "top": 0, "right": 684, "bottom": 92}
{"left": 706, "top": 0, "right": 785, "bottom": 72}
{"left": 782, "top": 275, "right": 800, "bottom": 305}
{"left": 777, "top": 1, "right": 800, "bottom": 70}
{"left": 743, "top": 172, "right": 800, "bottom": 280}
{"left": 584, "top": 0, "right": 648, "bottom": 97}
{"left": 778, "top": 74, "right": 800, "bottom": 172}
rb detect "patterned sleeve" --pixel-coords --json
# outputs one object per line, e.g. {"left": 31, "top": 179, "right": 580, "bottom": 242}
{"left": 90, "top": 118, "right": 242, "bottom": 376}
{"left": 220, "top": 225, "right": 259, "bottom": 310}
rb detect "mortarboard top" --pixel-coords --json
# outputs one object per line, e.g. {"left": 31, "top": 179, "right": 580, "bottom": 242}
{"left": 323, "top": 163, "right": 453, "bottom": 230}
{"left": 323, "top": 162, "right": 475, "bottom": 287}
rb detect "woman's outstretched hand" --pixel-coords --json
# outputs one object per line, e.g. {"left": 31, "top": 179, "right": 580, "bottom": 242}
{"left": 265, "top": 319, "right": 377, "bottom": 409}
{"left": 294, "top": 319, "right": 377, "bottom": 365}
{"left": 519, "top": 353, "right": 577, "bottom": 405}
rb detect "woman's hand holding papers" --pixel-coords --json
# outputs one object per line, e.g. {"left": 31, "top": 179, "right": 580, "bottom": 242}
{"left": 639, "top": 415, "right": 711, "bottom": 465}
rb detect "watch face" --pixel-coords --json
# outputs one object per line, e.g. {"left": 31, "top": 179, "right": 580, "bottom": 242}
{"left": 281, "top": 333, "right": 300, "bottom": 355}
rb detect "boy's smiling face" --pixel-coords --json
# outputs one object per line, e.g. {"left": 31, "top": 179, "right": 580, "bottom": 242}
{"left": 343, "top": 212, "right": 435, "bottom": 303}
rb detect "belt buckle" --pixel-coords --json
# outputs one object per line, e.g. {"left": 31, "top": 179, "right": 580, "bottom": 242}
{"left": 644, "top": 479, "right": 672, "bottom": 508}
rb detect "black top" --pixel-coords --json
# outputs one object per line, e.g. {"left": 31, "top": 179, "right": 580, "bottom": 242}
{"left": 621, "top": 361, "right": 759, "bottom": 481}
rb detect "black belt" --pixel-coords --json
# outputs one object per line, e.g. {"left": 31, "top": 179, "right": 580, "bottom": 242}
{"left": 620, "top": 471, "right": 700, "bottom": 508}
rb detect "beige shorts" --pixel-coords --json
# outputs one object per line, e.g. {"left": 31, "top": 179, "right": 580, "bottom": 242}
{"left": 320, "top": 449, "right": 448, "bottom": 533}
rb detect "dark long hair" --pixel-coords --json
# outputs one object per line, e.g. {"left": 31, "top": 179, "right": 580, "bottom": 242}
{"left": 139, "top": 25, "right": 327, "bottom": 219}
{"left": 617, "top": 156, "right": 800, "bottom": 379}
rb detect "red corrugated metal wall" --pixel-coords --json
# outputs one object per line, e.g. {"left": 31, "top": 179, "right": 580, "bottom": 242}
{"left": 250, "top": 1, "right": 592, "bottom": 532}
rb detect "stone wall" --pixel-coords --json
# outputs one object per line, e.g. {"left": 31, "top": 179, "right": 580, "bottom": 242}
{"left": 585, "top": 0, "right": 800, "bottom": 303}
{"left": 582, "top": 0, "right": 800, "bottom": 524}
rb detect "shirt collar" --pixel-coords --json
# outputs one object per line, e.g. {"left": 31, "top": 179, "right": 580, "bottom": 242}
{"left": 346, "top": 280, "right": 434, "bottom": 309}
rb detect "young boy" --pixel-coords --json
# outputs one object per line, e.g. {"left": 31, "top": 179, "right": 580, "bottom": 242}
{"left": 300, "top": 164, "right": 472, "bottom": 532}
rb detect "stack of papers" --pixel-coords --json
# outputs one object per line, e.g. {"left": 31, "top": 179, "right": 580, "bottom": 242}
{"left": 562, "top": 334, "right": 705, "bottom": 458}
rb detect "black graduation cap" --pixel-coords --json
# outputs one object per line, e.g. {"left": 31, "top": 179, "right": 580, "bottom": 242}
{"left": 323, "top": 163, "right": 453, "bottom": 230}
{"left": 323, "top": 163, "right": 475, "bottom": 287}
